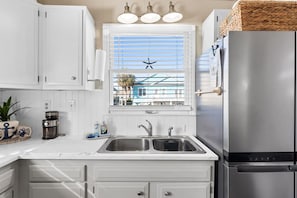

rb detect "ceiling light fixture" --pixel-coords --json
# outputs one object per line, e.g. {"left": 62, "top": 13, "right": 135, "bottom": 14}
{"left": 117, "top": 3, "right": 138, "bottom": 24}
{"left": 162, "top": 1, "right": 183, "bottom": 23}
{"left": 140, "top": 2, "right": 161, "bottom": 23}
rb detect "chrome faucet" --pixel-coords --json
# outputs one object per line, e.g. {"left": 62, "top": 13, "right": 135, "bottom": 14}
{"left": 138, "top": 120, "right": 152, "bottom": 136}
{"left": 168, "top": 126, "right": 174, "bottom": 136}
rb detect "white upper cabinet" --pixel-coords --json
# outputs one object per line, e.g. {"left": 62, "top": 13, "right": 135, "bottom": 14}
{"left": 0, "top": 1, "right": 96, "bottom": 90}
{"left": 0, "top": 0, "right": 39, "bottom": 89}
{"left": 40, "top": 5, "right": 96, "bottom": 90}
{"left": 201, "top": 9, "right": 230, "bottom": 53}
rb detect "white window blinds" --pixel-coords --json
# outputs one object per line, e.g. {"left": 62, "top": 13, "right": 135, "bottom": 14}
{"left": 112, "top": 35, "right": 184, "bottom": 70}
{"left": 104, "top": 24, "right": 195, "bottom": 109}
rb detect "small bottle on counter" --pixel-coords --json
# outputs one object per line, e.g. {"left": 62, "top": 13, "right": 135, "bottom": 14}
{"left": 100, "top": 121, "right": 108, "bottom": 135}
{"left": 94, "top": 121, "right": 100, "bottom": 137}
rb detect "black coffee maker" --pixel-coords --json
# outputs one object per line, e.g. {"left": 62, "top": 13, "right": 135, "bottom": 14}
{"left": 42, "top": 111, "right": 59, "bottom": 139}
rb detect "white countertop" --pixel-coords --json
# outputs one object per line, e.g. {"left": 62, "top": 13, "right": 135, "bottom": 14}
{"left": 0, "top": 136, "right": 218, "bottom": 168}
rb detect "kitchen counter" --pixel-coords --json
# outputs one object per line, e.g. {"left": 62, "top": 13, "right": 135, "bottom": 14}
{"left": 0, "top": 136, "right": 218, "bottom": 168}
{"left": 0, "top": 138, "right": 44, "bottom": 168}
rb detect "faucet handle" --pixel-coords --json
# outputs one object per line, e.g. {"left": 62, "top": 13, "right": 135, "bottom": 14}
{"left": 168, "top": 126, "right": 174, "bottom": 136}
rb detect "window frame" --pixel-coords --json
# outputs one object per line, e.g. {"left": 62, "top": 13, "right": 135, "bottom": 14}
{"left": 103, "top": 24, "right": 196, "bottom": 115}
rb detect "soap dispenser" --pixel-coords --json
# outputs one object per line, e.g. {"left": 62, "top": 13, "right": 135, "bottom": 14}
{"left": 100, "top": 121, "right": 108, "bottom": 135}
{"left": 94, "top": 121, "right": 100, "bottom": 137}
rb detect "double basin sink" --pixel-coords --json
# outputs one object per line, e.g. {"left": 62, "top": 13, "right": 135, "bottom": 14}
{"left": 98, "top": 136, "right": 205, "bottom": 154}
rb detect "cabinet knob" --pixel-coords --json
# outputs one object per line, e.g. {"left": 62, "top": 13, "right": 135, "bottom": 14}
{"left": 71, "top": 76, "right": 77, "bottom": 80}
{"left": 164, "top": 191, "right": 172, "bottom": 196}
{"left": 137, "top": 191, "right": 145, "bottom": 196}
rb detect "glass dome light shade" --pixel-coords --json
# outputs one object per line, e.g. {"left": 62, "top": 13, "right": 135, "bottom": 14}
{"left": 117, "top": 3, "right": 138, "bottom": 24}
{"left": 162, "top": 1, "right": 183, "bottom": 23}
{"left": 140, "top": 2, "right": 161, "bottom": 23}
{"left": 162, "top": 12, "right": 183, "bottom": 23}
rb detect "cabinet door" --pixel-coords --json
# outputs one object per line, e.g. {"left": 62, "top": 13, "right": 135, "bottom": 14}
{"left": 0, "top": 188, "right": 13, "bottom": 198}
{"left": 0, "top": 0, "right": 39, "bottom": 88}
{"left": 201, "top": 9, "right": 229, "bottom": 53}
{"left": 42, "top": 6, "right": 83, "bottom": 89}
{"left": 0, "top": 169, "right": 14, "bottom": 194}
{"left": 29, "top": 183, "right": 85, "bottom": 198}
{"left": 95, "top": 182, "right": 149, "bottom": 198}
{"left": 151, "top": 182, "right": 211, "bottom": 198}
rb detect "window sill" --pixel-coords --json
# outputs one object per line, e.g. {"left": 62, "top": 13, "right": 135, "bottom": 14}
{"left": 109, "top": 105, "right": 195, "bottom": 116}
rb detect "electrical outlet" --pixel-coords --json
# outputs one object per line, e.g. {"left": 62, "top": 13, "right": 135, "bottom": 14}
{"left": 44, "top": 100, "right": 51, "bottom": 111}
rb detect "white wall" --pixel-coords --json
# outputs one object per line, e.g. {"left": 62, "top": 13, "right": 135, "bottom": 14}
{"left": 38, "top": 0, "right": 234, "bottom": 56}
{"left": 0, "top": 89, "right": 196, "bottom": 139}
{"left": 0, "top": 0, "right": 232, "bottom": 140}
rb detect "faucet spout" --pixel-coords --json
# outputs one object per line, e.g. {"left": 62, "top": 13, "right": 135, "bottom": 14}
{"left": 138, "top": 120, "right": 153, "bottom": 136}
{"left": 168, "top": 126, "right": 173, "bottom": 136}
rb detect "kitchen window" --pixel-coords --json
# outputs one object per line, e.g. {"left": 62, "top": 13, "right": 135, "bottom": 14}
{"left": 103, "top": 24, "right": 196, "bottom": 114}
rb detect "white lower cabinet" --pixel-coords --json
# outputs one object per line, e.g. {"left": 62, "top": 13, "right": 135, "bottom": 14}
{"left": 29, "top": 183, "right": 84, "bottom": 198}
{"left": 0, "top": 189, "right": 13, "bottom": 198}
{"left": 95, "top": 182, "right": 149, "bottom": 198}
{"left": 0, "top": 164, "right": 16, "bottom": 198}
{"left": 95, "top": 182, "right": 210, "bottom": 198}
{"left": 26, "top": 160, "right": 86, "bottom": 198}
{"left": 20, "top": 160, "right": 214, "bottom": 198}
{"left": 92, "top": 160, "right": 214, "bottom": 198}
{"left": 0, "top": 169, "right": 15, "bottom": 194}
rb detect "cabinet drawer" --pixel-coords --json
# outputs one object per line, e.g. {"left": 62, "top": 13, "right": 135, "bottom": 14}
{"left": 93, "top": 161, "right": 212, "bottom": 182}
{"left": 95, "top": 182, "right": 149, "bottom": 198}
{"left": 151, "top": 182, "right": 211, "bottom": 198}
{"left": 29, "top": 165, "right": 85, "bottom": 182}
{"left": 0, "top": 169, "right": 14, "bottom": 193}
{"left": 29, "top": 183, "right": 85, "bottom": 198}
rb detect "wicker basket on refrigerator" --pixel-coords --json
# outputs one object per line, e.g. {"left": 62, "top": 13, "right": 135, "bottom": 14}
{"left": 220, "top": 0, "right": 297, "bottom": 36}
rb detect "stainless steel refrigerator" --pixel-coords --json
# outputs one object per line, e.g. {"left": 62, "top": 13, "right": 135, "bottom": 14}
{"left": 196, "top": 31, "right": 297, "bottom": 198}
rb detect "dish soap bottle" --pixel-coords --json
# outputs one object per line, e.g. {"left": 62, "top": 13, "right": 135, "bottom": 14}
{"left": 94, "top": 121, "right": 100, "bottom": 137}
{"left": 100, "top": 121, "right": 108, "bottom": 135}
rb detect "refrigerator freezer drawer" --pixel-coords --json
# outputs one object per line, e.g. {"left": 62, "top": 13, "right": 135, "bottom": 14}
{"left": 224, "top": 163, "right": 294, "bottom": 198}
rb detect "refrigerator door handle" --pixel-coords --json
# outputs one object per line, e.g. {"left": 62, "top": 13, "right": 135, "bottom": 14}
{"left": 195, "top": 87, "right": 223, "bottom": 96}
{"left": 288, "top": 165, "right": 297, "bottom": 171}
{"left": 237, "top": 165, "right": 291, "bottom": 173}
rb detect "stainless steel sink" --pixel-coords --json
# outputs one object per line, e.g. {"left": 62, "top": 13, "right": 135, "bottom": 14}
{"left": 97, "top": 136, "right": 206, "bottom": 154}
{"left": 105, "top": 138, "right": 149, "bottom": 151}
{"left": 153, "top": 138, "right": 198, "bottom": 152}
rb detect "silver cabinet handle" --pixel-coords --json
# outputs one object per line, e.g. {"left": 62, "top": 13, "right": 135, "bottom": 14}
{"left": 238, "top": 165, "right": 291, "bottom": 172}
{"left": 71, "top": 76, "right": 77, "bottom": 80}
{"left": 195, "top": 87, "right": 222, "bottom": 96}
{"left": 164, "top": 191, "right": 172, "bottom": 196}
{"left": 137, "top": 191, "right": 144, "bottom": 196}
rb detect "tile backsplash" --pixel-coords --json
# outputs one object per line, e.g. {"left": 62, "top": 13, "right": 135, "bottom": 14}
{"left": 0, "top": 90, "right": 196, "bottom": 139}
